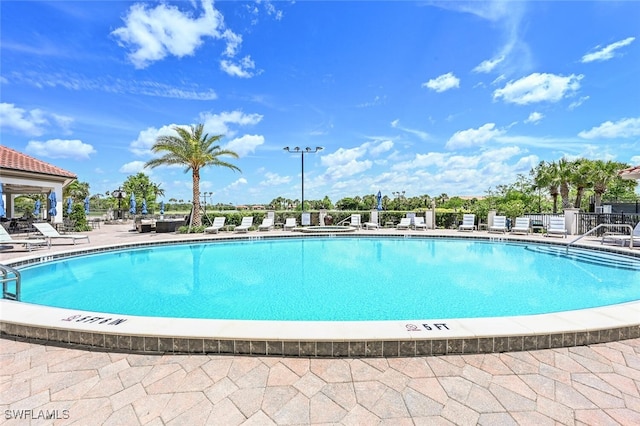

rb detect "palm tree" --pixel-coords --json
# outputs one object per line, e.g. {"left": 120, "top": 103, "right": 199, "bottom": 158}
{"left": 531, "top": 161, "right": 560, "bottom": 213}
{"left": 592, "top": 160, "right": 628, "bottom": 208}
{"left": 571, "top": 159, "right": 593, "bottom": 210}
{"left": 556, "top": 158, "right": 574, "bottom": 210}
{"left": 145, "top": 124, "right": 241, "bottom": 227}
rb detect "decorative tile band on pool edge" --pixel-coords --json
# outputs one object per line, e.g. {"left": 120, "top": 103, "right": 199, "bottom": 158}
{"left": 1, "top": 322, "right": 638, "bottom": 357}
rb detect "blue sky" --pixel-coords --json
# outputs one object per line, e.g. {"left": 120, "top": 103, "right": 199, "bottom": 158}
{"left": 1, "top": 0, "right": 639, "bottom": 205}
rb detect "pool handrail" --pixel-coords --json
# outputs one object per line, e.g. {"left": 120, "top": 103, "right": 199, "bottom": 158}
{"left": 0, "top": 264, "right": 21, "bottom": 301}
{"left": 568, "top": 223, "right": 634, "bottom": 252}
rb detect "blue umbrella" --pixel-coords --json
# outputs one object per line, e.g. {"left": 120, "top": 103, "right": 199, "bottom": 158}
{"left": 48, "top": 192, "right": 57, "bottom": 216}
{"left": 0, "top": 182, "right": 5, "bottom": 217}
{"left": 84, "top": 196, "right": 90, "bottom": 214}
{"left": 33, "top": 200, "right": 41, "bottom": 216}
{"left": 159, "top": 201, "right": 165, "bottom": 215}
{"left": 66, "top": 197, "right": 73, "bottom": 214}
{"left": 376, "top": 191, "right": 383, "bottom": 210}
{"left": 141, "top": 199, "right": 148, "bottom": 215}
{"left": 129, "top": 193, "right": 136, "bottom": 214}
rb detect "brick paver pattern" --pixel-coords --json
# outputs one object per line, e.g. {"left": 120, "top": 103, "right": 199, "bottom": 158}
{"left": 1, "top": 338, "right": 639, "bottom": 425}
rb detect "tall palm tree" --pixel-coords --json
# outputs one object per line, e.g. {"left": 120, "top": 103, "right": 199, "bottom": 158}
{"left": 145, "top": 124, "right": 241, "bottom": 227}
{"left": 592, "top": 160, "right": 629, "bottom": 208}
{"left": 571, "top": 159, "right": 593, "bottom": 210}
{"left": 556, "top": 158, "right": 574, "bottom": 210}
{"left": 532, "top": 161, "right": 560, "bottom": 213}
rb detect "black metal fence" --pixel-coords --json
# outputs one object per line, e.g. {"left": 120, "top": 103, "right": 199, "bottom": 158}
{"left": 577, "top": 212, "right": 640, "bottom": 236}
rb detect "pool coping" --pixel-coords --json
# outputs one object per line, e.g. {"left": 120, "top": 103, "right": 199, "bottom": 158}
{"left": 2, "top": 233, "right": 639, "bottom": 357}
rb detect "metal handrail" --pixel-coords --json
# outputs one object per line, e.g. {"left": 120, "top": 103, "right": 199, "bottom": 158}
{"left": 1, "top": 264, "right": 21, "bottom": 301}
{"left": 567, "top": 223, "right": 634, "bottom": 252}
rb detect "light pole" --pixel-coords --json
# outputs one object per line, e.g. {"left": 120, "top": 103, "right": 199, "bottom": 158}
{"left": 283, "top": 146, "right": 323, "bottom": 212}
{"left": 112, "top": 187, "right": 126, "bottom": 220}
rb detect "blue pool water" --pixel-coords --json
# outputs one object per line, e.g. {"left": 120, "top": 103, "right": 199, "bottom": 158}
{"left": 18, "top": 238, "right": 640, "bottom": 321}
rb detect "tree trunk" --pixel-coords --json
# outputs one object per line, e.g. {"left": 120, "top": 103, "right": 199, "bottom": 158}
{"left": 192, "top": 168, "right": 201, "bottom": 227}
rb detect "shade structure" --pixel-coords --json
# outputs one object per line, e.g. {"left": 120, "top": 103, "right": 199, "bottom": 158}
{"left": 618, "top": 165, "right": 640, "bottom": 180}
{"left": 48, "top": 192, "right": 57, "bottom": 216}
{"left": 376, "top": 190, "right": 383, "bottom": 210}
{"left": 129, "top": 193, "right": 136, "bottom": 214}
{"left": 84, "top": 196, "right": 90, "bottom": 214}
{"left": 159, "top": 201, "right": 164, "bottom": 215}
{"left": 66, "top": 197, "right": 73, "bottom": 214}
{"left": 0, "top": 182, "right": 5, "bottom": 217}
{"left": 141, "top": 199, "right": 148, "bottom": 215}
{"left": 33, "top": 200, "right": 41, "bottom": 216}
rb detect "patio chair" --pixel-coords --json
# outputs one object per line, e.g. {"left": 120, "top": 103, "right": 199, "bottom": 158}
{"left": 204, "top": 217, "right": 226, "bottom": 234}
{"left": 32, "top": 222, "right": 90, "bottom": 245}
{"left": 413, "top": 216, "right": 428, "bottom": 230}
{"left": 283, "top": 217, "right": 297, "bottom": 231}
{"left": 544, "top": 217, "right": 567, "bottom": 238}
{"left": 350, "top": 214, "right": 361, "bottom": 229}
{"left": 489, "top": 215, "right": 508, "bottom": 233}
{"left": 510, "top": 217, "right": 531, "bottom": 235}
{"left": 0, "top": 225, "right": 49, "bottom": 251}
{"left": 235, "top": 216, "right": 254, "bottom": 233}
{"left": 458, "top": 214, "right": 476, "bottom": 231}
{"left": 602, "top": 222, "right": 640, "bottom": 247}
{"left": 258, "top": 217, "right": 274, "bottom": 231}
{"left": 396, "top": 218, "right": 412, "bottom": 230}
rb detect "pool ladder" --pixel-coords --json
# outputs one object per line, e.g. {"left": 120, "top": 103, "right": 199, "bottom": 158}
{"left": 1, "top": 264, "right": 21, "bottom": 301}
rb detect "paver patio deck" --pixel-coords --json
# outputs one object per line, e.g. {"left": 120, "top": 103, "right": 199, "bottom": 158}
{"left": 1, "top": 222, "right": 639, "bottom": 424}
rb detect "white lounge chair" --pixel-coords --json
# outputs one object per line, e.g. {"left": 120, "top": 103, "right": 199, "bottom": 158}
{"left": 258, "top": 218, "right": 274, "bottom": 231}
{"left": 545, "top": 217, "right": 567, "bottom": 238}
{"left": 602, "top": 222, "right": 640, "bottom": 247}
{"left": 235, "top": 216, "right": 254, "bottom": 233}
{"left": 363, "top": 221, "right": 379, "bottom": 230}
{"left": 350, "top": 214, "right": 361, "bottom": 229}
{"left": 0, "top": 226, "right": 49, "bottom": 251}
{"left": 458, "top": 214, "right": 476, "bottom": 231}
{"left": 204, "top": 217, "right": 226, "bottom": 234}
{"left": 511, "top": 217, "right": 531, "bottom": 235}
{"left": 413, "top": 217, "right": 428, "bottom": 230}
{"left": 397, "top": 218, "right": 412, "bottom": 230}
{"left": 489, "top": 215, "right": 508, "bottom": 233}
{"left": 33, "top": 222, "right": 89, "bottom": 245}
{"left": 283, "top": 217, "right": 297, "bottom": 231}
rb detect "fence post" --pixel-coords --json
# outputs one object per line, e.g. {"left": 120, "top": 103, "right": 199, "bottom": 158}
{"left": 564, "top": 208, "right": 580, "bottom": 235}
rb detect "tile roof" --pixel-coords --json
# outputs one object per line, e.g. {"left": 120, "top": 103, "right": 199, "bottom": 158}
{"left": 0, "top": 146, "right": 77, "bottom": 178}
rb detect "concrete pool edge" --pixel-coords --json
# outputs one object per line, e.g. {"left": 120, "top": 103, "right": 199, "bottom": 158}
{"left": 2, "top": 300, "right": 639, "bottom": 357}
{"left": 2, "top": 233, "right": 639, "bottom": 357}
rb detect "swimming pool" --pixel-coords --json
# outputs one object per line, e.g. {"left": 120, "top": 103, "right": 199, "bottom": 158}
{"left": 17, "top": 237, "right": 640, "bottom": 321}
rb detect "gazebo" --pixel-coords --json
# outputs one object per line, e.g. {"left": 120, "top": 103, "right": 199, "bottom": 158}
{"left": 0, "top": 146, "right": 77, "bottom": 223}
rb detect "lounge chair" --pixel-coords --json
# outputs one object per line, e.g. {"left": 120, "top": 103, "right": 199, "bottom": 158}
{"left": 458, "top": 214, "right": 476, "bottom": 231}
{"left": 258, "top": 217, "right": 274, "bottom": 231}
{"left": 511, "top": 217, "right": 531, "bottom": 235}
{"left": 396, "top": 218, "right": 412, "bottom": 230}
{"left": 363, "top": 221, "right": 379, "bottom": 230}
{"left": 413, "top": 217, "right": 428, "bottom": 230}
{"left": 545, "top": 217, "right": 567, "bottom": 238}
{"left": 489, "top": 215, "right": 508, "bottom": 233}
{"left": 349, "top": 214, "right": 361, "bottom": 229}
{"left": 235, "top": 216, "right": 253, "bottom": 233}
{"left": 283, "top": 217, "right": 297, "bottom": 231}
{"left": 0, "top": 226, "right": 49, "bottom": 251}
{"left": 33, "top": 222, "right": 89, "bottom": 245}
{"left": 602, "top": 222, "right": 640, "bottom": 247}
{"left": 204, "top": 217, "right": 226, "bottom": 234}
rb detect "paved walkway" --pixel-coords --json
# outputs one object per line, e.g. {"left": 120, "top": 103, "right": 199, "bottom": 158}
{"left": 1, "top": 223, "right": 639, "bottom": 424}
{"left": 1, "top": 337, "right": 639, "bottom": 425}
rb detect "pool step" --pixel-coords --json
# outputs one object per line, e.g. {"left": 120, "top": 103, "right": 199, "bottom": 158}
{"left": 525, "top": 245, "right": 640, "bottom": 272}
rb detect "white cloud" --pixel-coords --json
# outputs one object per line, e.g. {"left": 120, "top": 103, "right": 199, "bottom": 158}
{"left": 119, "top": 161, "right": 148, "bottom": 174}
{"left": 26, "top": 139, "right": 96, "bottom": 160}
{"left": 422, "top": 72, "right": 460, "bottom": 93}
{"left": 225, "top": 177, "right": 248, "bottom": 191}
{"left": 445, "top": 123, "right": 505, "bottom": 150}
{"left": 224, "top": 134, "right": 264, "bottom": 157}
{"left": 568, "top": 96, "right": 589, "bottom": 110}
{"left": 112, "top": 0, "right": 241, "bottom": 69}
{"left": 369, "top": 140, "right": 394, "bottom": 156}
{"left": 0, "top": 103, "right": 73, "bottom": 136}
{"left": 493, "top": 73, "right": 583, "bottom": 105}
{"left": 473, "top": 56, "right": 505, "bottom": 73}
{"left": 220, "top": 56, "right": 257, "bottom": 78}
{"left": 581, "top": 37, "right": 635, "bottom": 63}
{"left": 200, "top": 110, "right": 263, "bottom": 138}
{"left": 578, "top": 117, "right": 640, "bottom": 139}
{"left": 525, "top": 112, "right": 544, "bottom": 124}
{"left": 630, "top": 155, "right": 640, "bottom": 164}
{"left": 129, "top": 124, "right": 179, "bottom": 156}
{"left": 260, "top": 172, "right": 290, "bottom": 186}
{"left": 389, "top": 120, "right": 429, "bottom": 140}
